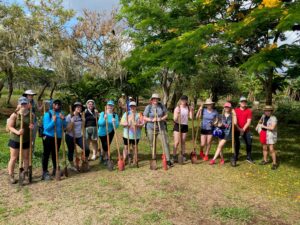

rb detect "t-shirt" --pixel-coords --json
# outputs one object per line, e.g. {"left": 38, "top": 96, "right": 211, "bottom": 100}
{"left": 234, "top": 108, "right": 252, "bottom": 132}
{"left": 66, "top": 114, "right": 82, "bottom": 138}
{"left": 201, "top": 108, "right": 218, "bottom": 130}
{"left": 143, "top": 103, "right": 168, "bottom": 130}
{"left": 174, "top": 106, "right": 189, "bottom": 125}
{"left": 121, "top": 112, "right": 143, "bottom": 139}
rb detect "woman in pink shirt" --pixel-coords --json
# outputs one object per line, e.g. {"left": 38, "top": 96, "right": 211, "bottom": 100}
{"left": 172, "top": 95, "right": 193, "bottom": 162}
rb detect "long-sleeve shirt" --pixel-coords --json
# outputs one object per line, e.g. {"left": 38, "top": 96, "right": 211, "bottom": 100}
{"left": 43, "top": 110, "right": 67, "bottom": 138}
{"left": 98, "top": 112, "right": 119, "bottom": 137}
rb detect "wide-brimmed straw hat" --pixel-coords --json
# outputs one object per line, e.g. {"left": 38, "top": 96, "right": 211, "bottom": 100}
{"left": 263, "top": 105, "right": 274, "bottom": 111}
{"left": 150, "top": 93, "right": 160, "bottom": 101}
{"left": 72, "top": 102, "right": 84, "bottom": 111}
{"left": 204, "top": 98, "right": 214, "bottom": 105}
{"left": 23, "top": 90, "right": 36, "bottom": 96}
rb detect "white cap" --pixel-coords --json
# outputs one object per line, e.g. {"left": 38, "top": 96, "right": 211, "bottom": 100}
{"left": 129, "top": 101, "right": 137, "bottom": 107}
{"left": 23, "top": 90, "right": 36, "bottom": 95}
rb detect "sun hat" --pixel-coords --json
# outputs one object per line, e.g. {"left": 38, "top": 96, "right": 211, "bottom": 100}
{"left": 263, "top": 105, "right": 273, "bottom": 111}
{"left": 151, "top": 93, "right": 160, "bottom": 100}
{"left": 224, "top": 102, "right": 232, "bottom": 108}
{"left": 239, "top": 96, "right": 247, "bottom": 102}
{"left": 107, "top": 100, "right": 115, "bottom": 106}
{"left": 72, "top": 102, "right": 84, "bottom": 111}
{"left": 121, "top": 93, "right": 125, "bottom": 96}
{"left": 180, "top": 95, "right": 188, "bottom": 101}
{"left": 204, "top": 98, "right": 214, "bottom": 105}
{"left": 129, "top": 101, "right": 137, "bottom": 107}
{"left": 86, "top": 99, "right": 95, "bottom": 105}
{"left": 23, "top": 90, "right": 36, "bottom": 96}
{"left": 18, "top": 96, "right": 29, "bottom": 105}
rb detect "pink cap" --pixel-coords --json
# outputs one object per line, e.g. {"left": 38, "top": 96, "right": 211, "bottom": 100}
{"left": 224, "top": 102, "right": 232, "bottom": 108}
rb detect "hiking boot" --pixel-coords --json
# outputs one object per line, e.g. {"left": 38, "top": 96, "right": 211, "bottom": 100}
{"left": 9, "top": 174, "right": 17, "bottom": 184}
{"left": 246, "top": 158, "right": 255, "bottom": 164}
{"left": 271, "top": 164, "right": 278, "bottom": 170}
{"left": 259, "top": 160, "right": 269, "bottom": 165}
{"left": 209, "top": 159, "right": 215, "bottom": 165}
{"left": 41, "top": 172, "right": 51, "bottom": 181}
{"left": 167, "top": 161, "right": 174, "bottom": 167}
{"left": 203, "top": 155, "right": 209, "bottom": 161}
{"left": 220, "top": 159, "right": 225, "bottom": 165}
{"left": 199, "top": 150, "right": 205, "bottom": 159}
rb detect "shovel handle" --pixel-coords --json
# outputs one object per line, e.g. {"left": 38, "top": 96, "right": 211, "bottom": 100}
{"left": 81, "top": 112, "right": 86, "bottom": 161}
{"left": 112, "top": 120, "right": 121, "bottom": 160}
{"left": 19, "top": 113, "right": 24, "bottom": 170}
{"left": 105, "top": 106, "right": 111, "bottom": 158}
{"left": 29, "top": 108, "right": 33, "bottom": 167}
{"left": 231, "top": 110, "right": 236, "bottom": 154}
{"left": 152, "top": 109, "right": 157, "bottom": 160}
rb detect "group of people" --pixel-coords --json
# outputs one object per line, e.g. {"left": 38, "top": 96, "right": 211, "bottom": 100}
{"left": 6, "top": 91, "right": 279, "bottom": 185}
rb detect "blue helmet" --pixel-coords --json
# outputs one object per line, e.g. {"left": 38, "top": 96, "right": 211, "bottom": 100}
{"left": 213, "top": 127, "right": 225, "bottom": 139}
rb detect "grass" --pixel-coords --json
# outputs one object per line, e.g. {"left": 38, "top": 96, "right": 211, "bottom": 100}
{"left": 0, "top": 93, "right": 299, "bottom": 224}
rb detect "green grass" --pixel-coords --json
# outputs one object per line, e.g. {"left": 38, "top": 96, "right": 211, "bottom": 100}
{"left": 212, "top": 207, "right": 253, "bottom": 223}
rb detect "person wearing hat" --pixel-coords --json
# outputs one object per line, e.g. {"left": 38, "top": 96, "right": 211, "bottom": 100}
{"left": 143, "top": 93, "right": 173, "bottom": 167}
{"left": 98, "top": 100, "right": 119, "bottom": 164}
{"left": 65, "top": 102, "right": 90, "bottom": 171}
{"left": 23, "top": 90, "right": 42, "bottom": 152}
{"left": 120, "top": 101, "right": 144, "bottom": 162}
{"left": 84, "top": 99, "right": 98, "bottom": 160}
{"left": 210, "top": 102, "right": 235, "bottom": 165}
{"left": 256, "top": 105, "right": 278, "bottom": 170}
{"left": 118, "top": 93, "right": 127, "bottom": 117}
{"left": 196, "top": 98, "right": 219, "bottom": 161}
{"left": 231, "top": 96, "right": 254, "bottom": 166}
{"left": 41, "top": 99, "right": 67, "bottom": 180}
{"left": 172, "top": 95, "right": 194, "bottom": 162}
{"left": 7, "top": 97, "right": 34, "bottom": 184}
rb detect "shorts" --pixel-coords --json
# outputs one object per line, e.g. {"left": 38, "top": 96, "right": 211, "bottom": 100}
{"left": 8, "top": 140, "right": 30, "bottom": 149}
{"left": 201, "top": 129, "right": 213, "bottom": 135}
{"left": 123, "top": 137, "right": 140, "bottom": 145}
{"left": 173, "top": 123, "right": 188, "bottom": 133}
{"left": 260, "top": 130, "right": 267, "bottom": 145}
{"left": 85, "top": 127, "right": 98, "bottom": 141}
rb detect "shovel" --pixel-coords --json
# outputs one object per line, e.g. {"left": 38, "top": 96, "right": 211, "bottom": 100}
{"left": 28, "top": 108, "right": 33, "bottom": 183}
{"left": 95, "top": 110, "right": 103, "bottom": 161}
{"left": 150, "top": 109, "right": 157, "bottom": 170}
{"left": 54, "top": 122, "right": 61, "bottom": 181}
{"left": 125, "top": 105, "right": 131, "bottom": 165}
{"left": 157, "top": 118, "right": 168, "bottom": 170}
{"left": 194, "top": 104, "right": 203, "bottom": 160}
{"left": 190, "top": 104, "right": 197, "bottom": 164}
{"left": 133, "top": 112, "right": 139, "bottom": 168}
{"left": 81, "top": 112, "right": 89, "bottom": 172}
{"left": 112, "top": 120, "right": 125, "bottom": 171}
{"left": 105, "top": 106, "right": 114, "bottom": 171}
{"left": 232, "top": 110, "right": 236, "bottom": 154}
{"left": 177, "top": 107, "right": 184, "bottom": 165}
{"left": 70, "top": 106, "right": 80, "bottom": 172}
{"left": 19, "top": 113, "right": 25, "bottom": 186}
{"left": 61, "top": 124, "right": 68, "bottom": 177}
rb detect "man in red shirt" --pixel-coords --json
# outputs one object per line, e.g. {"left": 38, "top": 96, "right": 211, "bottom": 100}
{"left": 231, "top": 96, "right": 254, "bottom": 166}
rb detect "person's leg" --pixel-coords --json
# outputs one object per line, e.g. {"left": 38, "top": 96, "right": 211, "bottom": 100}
{"left": 173, "top": 131, "right": 180, "bottom": 156}
{"left": 90, "top": 140, "right": 98, "bottom": 160}
{"left": 32, "top": 121, "right": 38, "bottom": 152}
{"left": 76, "top": 136, "right": 90, "bottom": 159}
{"left": 100, "top": 136, "right": 108, "bottom": 160}
{"left": 147, "top": 129, "right": 154, "bottom": 158}
{"left": 262, "top": 144, "right": 268, "bottom": 162}
{"left": 244, "top": 132, "right": 252, "bottom": 160}
{"left": 269, "top": 144, "right": 277, "bottom": 165}
{"left": 42, "top": 136, "right": 52, "bottom": 173}
{"left": 22, "top": 148, "right": 29, "bottom": 172}
{"left": 233, "top": 131, "right": 240, "bottom": 161}
{"left": 123, "top": 137, "right": 129, "bottom": 161}
{"left": 212, "top": 139, "right": 226, "bottom": 161}
{"left": 200, "top": 134, "right": 207, "bottom": 156}
{"left": 181, "top": 133, "right": 187, "bottom": 156}
{"left": 65, "top": 134, "right": 75, "bottom": 163}
{"left": 205, "top": 134, "right": 213, "bottom": 156}
{"left": 8, "top": 147, "right": 19, "bottom": 176}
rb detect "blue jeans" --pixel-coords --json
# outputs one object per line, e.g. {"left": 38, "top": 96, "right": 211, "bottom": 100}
{"left": 233, "top": 131, "right": 252, "bottom": 161}
{"left": 65, "top": 134, "right": 90, "bottom": 162}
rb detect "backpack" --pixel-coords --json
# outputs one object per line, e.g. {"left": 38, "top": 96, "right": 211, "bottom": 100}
{"left": 38, "top": 111, "right": 52, "bottom": 137}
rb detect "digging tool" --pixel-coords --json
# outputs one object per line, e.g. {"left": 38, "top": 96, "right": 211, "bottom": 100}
{"left": 195, "top": 104, "right": 203, "bottom": 158}
{"left": 19, "top": 113, "right": 25, "bottom": 186}
{"left": 133, "top": 112, "right": 139, "bottom": 168}
{"left": 177, "top": 106, "right": 184, "bottom": 165}
{"left": 190, "top": 104, "right": 197, "bottom": 164}
{"left": 95, "top": 110, "right": 103, "bottom": 161}
{"left": 54, "top": 121, "right": 61, "bottom": 181}
{"left": 231, "top": 109, "right": 236, "bottom": 154}
{"left": 157, "top": 116, "right": 168, "bottom": 170}
{"left": 105, "top": 106, "right": 114, "bottom": 171}
{"left": 81, "top": 112, "right": 89, "bottom": 172}
{"left": 125, "top": 104, "right": 131, "bottom": 165}
{"left": 70, "top": 106, "right": 80, "bottom": 171}
{"left": 112, "top": 119, "right": 125, "bottom": 171}
{"left": 61, "top": 123, "right": 68, "bottom": 177}
{"left": 150, "top": 108, "right": 157, "bottom": 170}
{"left": 28, "top": 108, "right": 33, "bottom": 183}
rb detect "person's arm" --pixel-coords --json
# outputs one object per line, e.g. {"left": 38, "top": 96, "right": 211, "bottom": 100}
{"left": 189, "top": 106, "right": 194, "bottom": 120}
{"left": 261, "top": 117, "right": 277, "bottom": 131}
{"left": 242, "top": 110, "right": 252, "bottom": 132}
{"left": 120, "top": 113, "right": 128, "bottom": 126}
{"left": 143, "top": 106, "right": 152, "bottom": 122}
{"left": 66, "top": 115, "right": 73, "bottom": 132}
{"left": 173, "top": 106, "right": 179, "bottom": 122}
{"left": 44, "top": 111, "right": 55, "bottom": 132}
{"left": 114, "top": 114, "right": 119, "bottom": 128}
{"left": 98, "top": 112, "right": 106, "bottom": 126}
{"left": 159, "top": 104, "right": 168, "bottom": 121}
{"left": 8, "top": 113, "right": 23, "bottom": 135}
{"left": 196, "top": 105, "right": 203, "bottom": 118}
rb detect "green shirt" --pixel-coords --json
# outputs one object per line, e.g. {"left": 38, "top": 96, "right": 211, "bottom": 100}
{"left": 10, "top": 112, "right": 30, "bottom": 143}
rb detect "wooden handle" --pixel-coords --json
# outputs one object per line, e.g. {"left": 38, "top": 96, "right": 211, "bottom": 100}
{"left": 19, "top": 113, "right": 24, "bottom": 169}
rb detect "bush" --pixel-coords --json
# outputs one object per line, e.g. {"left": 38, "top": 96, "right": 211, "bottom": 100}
{"left": 275, "top": 101, "right": 300, "bottom": 124}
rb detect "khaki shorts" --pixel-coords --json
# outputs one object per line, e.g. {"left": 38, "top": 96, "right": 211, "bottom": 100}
{"left": 85, "top": 127, "right": 98, "bottom": 141}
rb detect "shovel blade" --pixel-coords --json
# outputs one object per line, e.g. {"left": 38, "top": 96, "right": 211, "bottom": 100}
{"left": 162, "top": 154, "right": 168, "bottom": 170}
{"left": 107, "top": 160, "right": 114, "bottom": 171}
{"left": 18, "top": 169, "right": 24, "bottom": 186}
{"left": 178, "top": 154, "right": 184, "bottom": 165}
{"left": 150, "top": 160, "right": 157, "bottom": 170}
{"left": 118, "top": 159, "right": 125, "bottom": 171}
{"left": 81, "top": 161, "right": 89, "bottom": 173}
{"left": 190, "top": 151, "right": 198, "bottom": 164}
{"left": 55, "top": 169, "right": 61, "bottom": 181}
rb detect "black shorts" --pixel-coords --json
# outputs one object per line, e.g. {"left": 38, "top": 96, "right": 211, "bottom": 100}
{"left": 173, "top": 123, "right": 188, "bottom": 133}
{"left": 201, "top": 129, "right": 213, "bottom": 135}
{"left": 8, "top": 140, "right": 30, "bottom": 149}
{"left": 123, "top": 137, "right": 140, "bottom": 145}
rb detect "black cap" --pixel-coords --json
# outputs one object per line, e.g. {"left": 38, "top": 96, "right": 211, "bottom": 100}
{"left": 180, "top": 95, "right": 188, "bottom": 101}
{"left": 53, "top": 99, "right": 62, "bottom": 105}
{"left": 72, "top": 102, "right": 85, "bottom": 111}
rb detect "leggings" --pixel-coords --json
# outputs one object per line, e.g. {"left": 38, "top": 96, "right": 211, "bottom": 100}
{"left": 65, "top": 134, "right": 90, "bottom": 162}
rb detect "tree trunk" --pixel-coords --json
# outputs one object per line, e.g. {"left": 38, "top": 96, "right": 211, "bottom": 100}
{"left": 38, "top": 83, "right": 48, "bottom": 101}
{"left": 6, "top": 68, "right": 13, "bottom": 106}
{"left": 265, "top": 69, "right": 273, "bottom": 105}
{"left": 161, "top": 68, "right": 173, "bottom": 107}
{"left": 49, "top": 82, "right": 57, "bottom": 99}
{"left": 0, "top": 78, "right": 4, "bottom": 98}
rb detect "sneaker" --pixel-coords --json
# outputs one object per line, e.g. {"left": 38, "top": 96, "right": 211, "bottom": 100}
{"left": 91, "top": 154, "right": 96, "bottom": 161}
{"left": 172, "top": 155, "right": 178, "bottom": 163}
{"left": 199, "top": 151, "right": 205, "bottom": 159}
{"left": 41, "top": 172, "right": 51, "bottom": 181}
{"left": 183, "top": 156, "right": 187, "bottom": 162}
{"left": 220, "top": 159, "right": 225, "bottom": 165}
{"left": 246, "top": 158, "right": 255, "bottom": 164}
{"left": 209, "top": 159, "right": 215, "bottom": 165}
{"left": 271, "top": 164, "right": 278, "bottom": 170}
{"left": 9, "top": 174, "right": 17, "bottom": 184}
{"left": 259, "top": 160, "right": 269, "bottom": 165}
{"left": 203, "top": 155, "right": 209, "bottom": 161}
{"left": 167, "top": 161, "right": 174, "bottom": 167}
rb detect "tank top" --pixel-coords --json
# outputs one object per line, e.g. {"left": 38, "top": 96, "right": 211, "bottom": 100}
{"left": 10, "top": 112, "right": 30, "bottom": 143}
